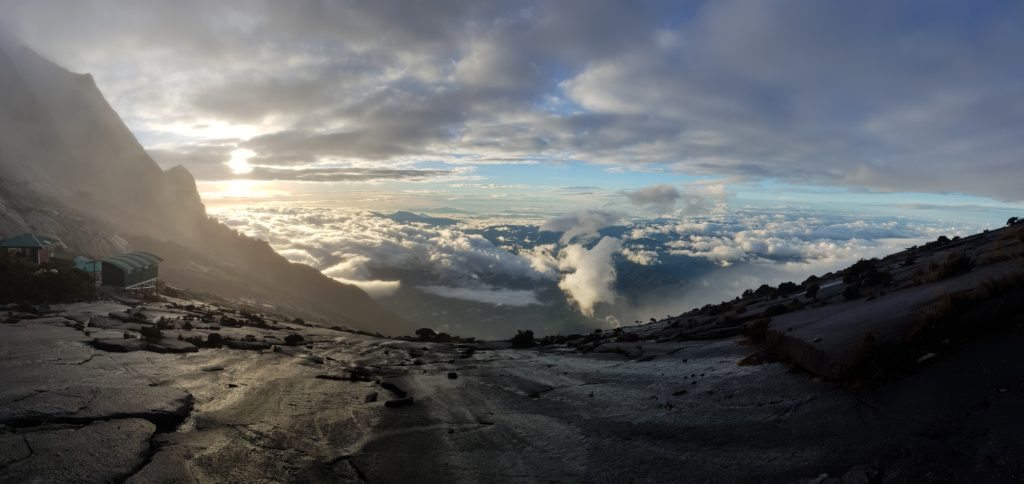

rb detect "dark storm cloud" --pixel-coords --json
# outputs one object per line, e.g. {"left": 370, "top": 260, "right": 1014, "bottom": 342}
{"left": 3, "top": 0, "right": 1023, "bottom": 200}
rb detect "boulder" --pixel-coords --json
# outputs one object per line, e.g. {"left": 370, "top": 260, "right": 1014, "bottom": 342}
{"left": 93, "top": 338, "right": 147, "bottom": 353}
{"left": 144, "top": 339, "right": 199, "bottom": 354}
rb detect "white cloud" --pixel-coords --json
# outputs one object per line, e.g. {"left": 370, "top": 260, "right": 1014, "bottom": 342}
{"left": 625, "top": 184, "right": 679, "bottom": 213}
{"left": 620, "top": 246, "right": 658, "bottom": 265}
{"left": 557, "top": 236, "right": 622, "bottom": 317}
{"left": 540, "top": 209, "right": 624, "bottom": 244}
{"left": 419, "top": 284, "right": 542, "bottom": 307}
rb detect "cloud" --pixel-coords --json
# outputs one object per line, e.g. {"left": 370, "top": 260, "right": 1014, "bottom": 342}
{"left": 419, "top": 284, "right": 542, "bottom": 307}
{"left": 238, "top": 166, "right": 461, "bottom": 183}
{"left": 620, "top": 246, "right": 658, "bottom": 265}
{"left": 557, "top": 236, "right": 622, "bottom": 316}
{"left": 625, "top": 184, "right": 680, "bottom": 212}
{"left": 540, "top": 209, "right": 625, "bottom": 244}
{"left": 5, "top": 1, "right": 1023, "bottom": 199}
{"left": 212, "top": 206, "right": 551, "bottom": 298}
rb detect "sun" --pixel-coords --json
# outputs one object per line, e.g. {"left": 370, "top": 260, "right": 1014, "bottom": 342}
{"left": 226, "top": 148, "right": 256, "bottom": 175}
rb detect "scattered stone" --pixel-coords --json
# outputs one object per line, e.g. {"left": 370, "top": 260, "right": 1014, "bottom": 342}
{"left": 384, "top": 397, "right": 414, "bottom": 408}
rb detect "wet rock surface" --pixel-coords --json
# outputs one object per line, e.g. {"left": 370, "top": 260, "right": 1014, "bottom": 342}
{"left": 0, "top": 418, "right": 155, "bottom": 482}
{"left": 1, "top": 298, "right": 1022, "bottom": 482}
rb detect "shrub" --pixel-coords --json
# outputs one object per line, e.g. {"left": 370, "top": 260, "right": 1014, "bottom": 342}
{"left": 207, "top": 333, "right": 223, "bottom": 348}
{"left": 284, "top": 333, "right": 305, "bottom": 346}
{"left": 745, "top": 318, "right": 771, "bottom": 344}
{"left": 156, "top": 317, "right": 175, "bottom": 330}
{"left": 139, "top": 326, "right": 162, "bottom": 343}
{"left": 763, "top": 304, "right": 789, "bottom": 317}
{"left": 415, "top": 328, "right": 437, "bottom": 341}
{"left": 538, "top": 334, "right": 567, "bottom": 345}
{"left": 0, "top": 259, "right": 96, "bottom": 303}
{"left": 434, "top": 332, "right": 453, "bottom": 343}
{"left": 753, "top": 284, "right": 775, "bottom": 298}
{"left": 776, "top": 282, "right": 800, "bottom": 296}
{"left": 930, "top": 252, "right": 974, "bottom": 280}
{"left": 617, "top": 332, "right": 640, "bottom": 343}
{"left": 805, "top": 283, "right": 820, "bottom": 300}
{"left": 181, "top": 321, "right": 194, "bottom": 331}
{"left": 843, "top": 285, "right": 863, "bottom": 300}
{"left": 510, "top": 330, "right": 536, "bottom": 348}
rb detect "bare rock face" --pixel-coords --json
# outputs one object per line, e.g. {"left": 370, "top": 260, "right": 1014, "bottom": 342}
{"left": 0, "top": 385, "right": 194, "bottom": 433}
{"left": 0, "top": 418, "right": 155, "bottom": 482}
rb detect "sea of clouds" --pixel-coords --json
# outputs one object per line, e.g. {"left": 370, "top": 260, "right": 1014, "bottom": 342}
{"left": 210, "top": 204, "right": 976, "bottom": 338}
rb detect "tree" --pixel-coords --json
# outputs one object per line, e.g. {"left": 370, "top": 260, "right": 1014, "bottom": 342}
{"left": 415, "top": 328, "right": 437, "bottom": 341}
{"left": 511, "top": 330, "right": 536, "bottom": 348}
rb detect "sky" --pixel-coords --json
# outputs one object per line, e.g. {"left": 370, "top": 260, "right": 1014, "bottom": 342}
{"left": 1, "top": 0, "right": 1022, "bottom": 218}
{"left": 3, "top": 1, "right": 1023, "bottom": 334}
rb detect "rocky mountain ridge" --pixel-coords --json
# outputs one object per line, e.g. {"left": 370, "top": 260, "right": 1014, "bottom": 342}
{"left": 0, "top": 37, "right": 412, "bottom": 335}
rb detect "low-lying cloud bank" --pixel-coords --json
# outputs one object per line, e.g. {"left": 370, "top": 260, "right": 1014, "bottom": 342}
{"left": 209, "top": 204, "right": 980, "bottom": 336}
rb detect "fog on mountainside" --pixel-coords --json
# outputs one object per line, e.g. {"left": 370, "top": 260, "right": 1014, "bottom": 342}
{"left": 0, "top": 37, "right": 411, "bottom": 335}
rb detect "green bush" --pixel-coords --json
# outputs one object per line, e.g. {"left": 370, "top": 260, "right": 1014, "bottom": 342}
{"left": 616, "top": 332, "right": 640, "bottom": 343}
{"left": 139, "top": 326, "right": 162, "bottom": 343}
{"left": 510, "top": 330, "right": 536, "bottom": 348}
{"left": 0, "top": 259, "right": 96, "bottom": 303}
{"left": 805, "top": 283, "right": 820, "bottom": 299}
{"left": 207, "top": 333, "right": 223, "bottom": 348}
{"left": 745, "top": 318, "right": 771, "bottom": 344}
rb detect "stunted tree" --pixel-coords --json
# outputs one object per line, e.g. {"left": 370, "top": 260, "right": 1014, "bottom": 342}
{"left": 805, "top": 283, "right": 820, "bottom": 300}
{"left": 415, "top": 328, "right": 437, "bottom": 341}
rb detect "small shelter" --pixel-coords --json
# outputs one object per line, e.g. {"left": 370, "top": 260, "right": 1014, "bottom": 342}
{"left": 0, "top": 233, "right": 64, "bottom": 265}
{"left": 74, "top": 256, "right": 102, "bottom": 285}
{"left": 100, "top": 251, "right": 162, "bottom": 289}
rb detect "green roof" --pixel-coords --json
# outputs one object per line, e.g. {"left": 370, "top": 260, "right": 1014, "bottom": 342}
{"left": 100, "top": 251, "right": 163, "bottom": 273}
{"left": 0, "top": 233, "right": 62, "bottom": 248}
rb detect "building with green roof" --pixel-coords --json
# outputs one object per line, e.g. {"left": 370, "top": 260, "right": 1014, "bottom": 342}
{"left": 100, "top": 251, "right": 162, "bottom": 289}
{"left": 1, "top": 233, "right": 64, "bottom": 264}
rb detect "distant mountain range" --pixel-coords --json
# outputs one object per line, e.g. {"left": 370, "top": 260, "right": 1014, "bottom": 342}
{"left": 378, "top": 211, "right": 460, "bottom": 227}
{"left": 0, "top": 37, "right": 413, "bottom": 335}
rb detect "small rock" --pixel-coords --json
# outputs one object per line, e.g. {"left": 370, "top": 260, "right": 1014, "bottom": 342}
{"left": 365, "top": 392, "right": 378, "bottom": 403}
{"left": 380, "top": 381, "right": 407, "bottom": 398}
{"left": 915, "top": 352, "right": 937, "bottom": 365}
{"left": 201, "top": 365, "right": 225, "bottom": 372}
{"left": 384, "top": 397, "right": 414, "bottom": 408}
{"left": 447, "top": 372, "right": 458, "bottom": 379}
